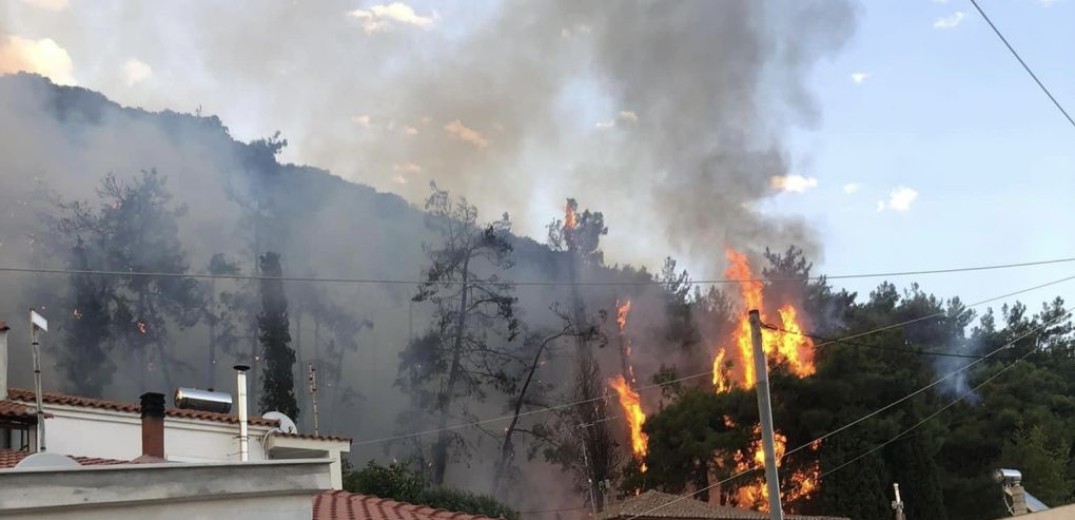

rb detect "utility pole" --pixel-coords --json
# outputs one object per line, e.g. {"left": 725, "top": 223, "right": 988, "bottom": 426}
{"left": 891, "top": 483, "right": 906, "bottom": 520}
{"left": 749, "top": 310, "right": 784, "bottom": 520}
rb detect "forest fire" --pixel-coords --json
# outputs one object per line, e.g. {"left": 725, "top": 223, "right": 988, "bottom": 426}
{"left": 719, "top": 249, "right": 815, "bottom": 389}
{"left": 609, "top": 374, "right": 648, "bottom": 470}
{"left": 564, "top": 200, "right": 577, "bottom": 231}
{"left": 137, "top": 321, "right": 147, "bottom": 334}
{"left": 610, "top": 298, "right": 647, "bottom": 472}
{"left": 713, "top": 249, "right": 820, "bottom": 509}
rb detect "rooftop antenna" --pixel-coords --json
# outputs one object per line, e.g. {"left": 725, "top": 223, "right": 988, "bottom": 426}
{"left": 30, "top": 309, "right": 48, "bottom": 453}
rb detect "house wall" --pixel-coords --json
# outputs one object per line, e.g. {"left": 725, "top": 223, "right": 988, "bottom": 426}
{"left": 993, "top": 503, "right": 1075, "bottom": 519}
{"left": 0, "top": 459, "right": 330, "bottom": 519}
{"left": 41, "top": 405, "right": 272, "bottom": 462}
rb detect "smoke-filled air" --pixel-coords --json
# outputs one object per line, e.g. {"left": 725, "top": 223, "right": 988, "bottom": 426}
{"left": 2, "top": 2, "right": 1075, "bottom": 520}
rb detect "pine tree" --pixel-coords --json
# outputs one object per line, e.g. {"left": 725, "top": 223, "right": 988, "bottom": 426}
{"left": 258, "top": 251, "right": 299, "bottom": 419}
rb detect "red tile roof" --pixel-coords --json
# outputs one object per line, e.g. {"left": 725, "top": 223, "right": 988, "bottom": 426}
{"left": 275, "top": 431, "right": 352, "bottom": 443}
{"left": 7, "top": 388, "right": 278, "bottom": 427}
{"left": 6, "top": 388, "right": 350, "bottom": 442}
{"left": 0, "top": 400, "right": 46, "bottom": 423}
{"left": 0, "top": 448, "right": 128, "bottom": 469}
{"left": 313, "top": 491, "right": 501, "bottom": 520}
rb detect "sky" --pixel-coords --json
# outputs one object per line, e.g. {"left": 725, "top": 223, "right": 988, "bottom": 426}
{"left": 1, "top": 0, "right": 1073, "bottom": 318}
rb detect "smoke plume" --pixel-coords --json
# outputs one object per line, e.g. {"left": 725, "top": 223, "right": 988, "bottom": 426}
{"left": 1, "top": 0, "right": 856, "bottom": 276}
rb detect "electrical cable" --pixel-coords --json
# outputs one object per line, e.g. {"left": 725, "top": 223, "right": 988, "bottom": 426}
{"left": 764, "top": 324, "right": 985, "bottom": 359}
{"left": 620, "top": 306, "right": 1069, "bottom": 520}
{"left": 349, "top": 272, "right": 1075, "bottom": 448}
{"left": 0, "top": 255, "right": 1074, "bottom": 287}
{"left": 967, "top": 0, "right": 1075, "bottom": 130}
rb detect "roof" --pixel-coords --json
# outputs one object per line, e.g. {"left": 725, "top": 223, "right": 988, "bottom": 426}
{"left": 601, "top": 491, "right": 848, "bottom": 520}
{"left": 6, "top": 388, "right": 350, "bottom": 442}
{"left": 0, "top": 448, "right": 128, "bottom": 469}
{"left": 313, "top": 491, "right": 499, "bottom": 520}
{"left": 275, "top": 431, "right": 352, "bottom": 443}
{"left": 7, "top": 387, "right": 278, "bottom": 426}
{"left": 0, "top": 400, "right": 49, "bottom": 423}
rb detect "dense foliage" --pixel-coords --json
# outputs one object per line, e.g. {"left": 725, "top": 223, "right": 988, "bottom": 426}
{"left": 343, "top": 460, "right": 520, "bottom": 520}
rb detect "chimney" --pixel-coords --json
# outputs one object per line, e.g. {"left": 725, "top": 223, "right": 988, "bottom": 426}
{"left": 139, "top": 392, "right": 166, "bottom": 460}
{"left": 0, "top": 321, "right": 9, "bottom": 401}
{"left": 1011, "top": 482, "right": 1028, "bottom": 516}
{"left": 234, "top": 365, "right": 250, "bottom": 461}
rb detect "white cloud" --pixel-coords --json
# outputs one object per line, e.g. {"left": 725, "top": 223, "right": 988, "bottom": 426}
{"left": 596, "top": 110, "right": 639, "bottom": 129}
{"left": 770, "top": 175, "right": 819, "bottom": 193}
{"left": 1037, "top": 0, "right": 1059, "bottom": 6}
{"left": 444, "top": 119, "right": 489, "bottom": 148}
{"left": 842, "top": 183, "right": 861, "bottom": 194}
{"left": 932, "top": 0, "right": 949, "bottom": 3}
{"left": 393, "top": 162, "right": 422, "bottom": 173}
{"left": 933, "top": 11, "right": 965, "bottom": 29}
{"left": 19, "top": 0, "right": 69, "bottom": 11}
{"left": 850, "top": 72, "right": 869, "bottom": 84}
{"left": 348, "top": 3, "right": 437, "bottom": 34}
{"left": 352, "top": 114, "right": 372, "bottom": 128}
{"left": 0, "top": 36, "right": 75, "bottom": 85}
{"left": 122, "top": 59, "right": 152, "bottom": 86}
{"left": 877, "top": 186, "right": 919, "bottom": 212}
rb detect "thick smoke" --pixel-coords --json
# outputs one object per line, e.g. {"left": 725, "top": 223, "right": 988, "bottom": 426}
{"left": 1, "top": 0, "right": 856, "bottom": 277}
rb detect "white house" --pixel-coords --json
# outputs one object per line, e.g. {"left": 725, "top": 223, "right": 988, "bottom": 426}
{"left": 0, "top": 320, "right": 351, "bottom": 489}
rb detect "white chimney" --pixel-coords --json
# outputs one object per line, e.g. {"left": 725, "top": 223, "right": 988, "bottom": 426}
{"left": 234, "top": 364, "right": 250, "bottom": 461}
{"left": 0, "top": 321, "right": 9, "bottom": 400}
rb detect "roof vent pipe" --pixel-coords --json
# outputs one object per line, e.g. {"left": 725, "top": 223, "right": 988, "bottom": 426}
{"left": 234, "top": 364, "right": 250, "bottom": 461}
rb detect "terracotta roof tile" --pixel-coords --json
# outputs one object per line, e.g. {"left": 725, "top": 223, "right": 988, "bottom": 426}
{"left": 6, "top": 388, "right": 278, "bottom": 427}
{"left": 0, "top": 448, "right": 128, "bottom": 469}
{"left": 312, "top": 491, "right": 502, "bottom": 520}
{"left": 0, "top": 400, "right": 47, "bottom": 422}
{"left": 275, "top": 431, "right": 352, "bottom": 443}
{"left": 600, "top": 491, "right": 848, "bottom": 520}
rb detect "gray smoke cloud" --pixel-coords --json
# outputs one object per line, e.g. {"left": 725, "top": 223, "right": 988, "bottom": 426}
{"left": 1, "top": 0, "right": 856, "bottom": 277}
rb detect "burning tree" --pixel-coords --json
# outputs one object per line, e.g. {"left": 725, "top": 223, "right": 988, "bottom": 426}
{"left": 399, "top": 182, "right": 519, "bottom": 486}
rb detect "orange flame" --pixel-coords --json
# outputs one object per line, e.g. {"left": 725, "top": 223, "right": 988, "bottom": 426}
{"left": 712, "top": 348, "right": 730, "bottom": 393}
{"left": 616, "top": 300, "right": 632, "bottom": 332}
{"left": 609, "top": 374, "right": 648, "bottom": 471}
{"left": 713, "top": 249, "right": 815, "bottom": 390}
{"left": 712, "top": 248, "right": 820, "bottom": 509}
{"left": 564, "top": 201, "right": 577, "bottom": 231}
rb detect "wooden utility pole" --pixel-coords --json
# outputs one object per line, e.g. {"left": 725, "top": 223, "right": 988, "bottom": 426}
{"left": 891, "top": 483, "right": 906, "bottom": 520}
{"left": 749, "top": 310, "right": 784, "bottom": 520}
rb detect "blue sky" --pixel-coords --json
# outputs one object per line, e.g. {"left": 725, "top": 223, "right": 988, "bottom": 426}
{"left": 769, "top": 0, "right": 1075, "bottom": 313}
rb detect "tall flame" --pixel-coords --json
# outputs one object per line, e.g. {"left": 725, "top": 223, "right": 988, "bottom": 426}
{"left": 715, "top": 249, "right": 815, "bottom": 389}
{"left": 564, "top": 201, "right": 578, "bottom": 231}
{"left": 712, "top": 248, "right": 820, "bottom": 509}
{"left": 617, "top": 300, "right": 632, "bottom": 331}
{"left": 609, "top": 374, "right": 648, "bottom": 471}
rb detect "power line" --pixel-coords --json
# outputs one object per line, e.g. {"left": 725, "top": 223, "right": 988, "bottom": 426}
{"left": 621, "top": 307, "right": 1068, "bottom": 520}
{"left": 967, "top": 0, "right": 1075, "bottom": 130}
{"left": 347, "top": 272, "right": 1075, "bottom": 449}
{"left": 765, "top": 324, "right": 984, "bottom": 359}
{"left": 1, "top": 255, "right": 1075, "bottom": 287}
{"left": 810, "top": 272, "right": 1075, "bottom": 349}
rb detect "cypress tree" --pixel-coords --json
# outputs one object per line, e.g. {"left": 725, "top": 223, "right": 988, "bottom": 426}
{"left": 258, "top": 251, "right": 299, "bottom": 419}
